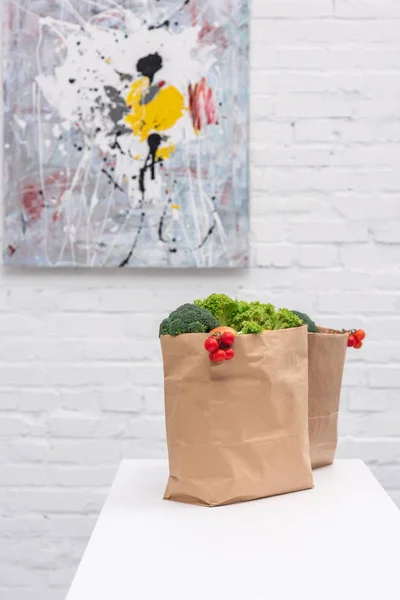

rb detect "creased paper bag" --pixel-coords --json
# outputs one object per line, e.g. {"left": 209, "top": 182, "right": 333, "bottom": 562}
{"left": 161, "top": 326, "right": 313, "bottom": 507}
{"left": 308, "top": 327, "right": 348, "bottom": 469}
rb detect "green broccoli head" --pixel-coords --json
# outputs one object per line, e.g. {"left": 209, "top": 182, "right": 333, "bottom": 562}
{"left": 241, "top": 321, "right": 264, "bottom": 334}
{"left": 169, "top": 318, "right": 208, "bottom": 336}
{"left": 290, "top": 311, "right": 317, "bottom": 333}
{"left": 193, "top": 294, "right": 236, "bottom": 326}
{"left": 274, "top": 308, "right": 303, "bottom": 330}
{"left": 159, "top": 304, "right": 219, "bottom": 337}
{"left": 159, "top": 318, "right": 170, "bottom": 337}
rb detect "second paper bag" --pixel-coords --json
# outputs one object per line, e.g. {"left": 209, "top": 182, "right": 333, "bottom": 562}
{"left": 161, "top": 326, "right": 313, "bottom": 507}
{"left": 308, "top": 327, "right": 348, "bottom": 469}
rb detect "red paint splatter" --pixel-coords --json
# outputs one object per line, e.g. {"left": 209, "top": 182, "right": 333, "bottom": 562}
{"left": 221, "top": 183, "right": 231, "bottom": 207}
{"left": 199, "top": 21, "right": 214, "bottom": 40}
{"left": 188, "top": 78, "right": 218, "bottom": 132}
{"left": 22, "top": 184, "right": 45, "bottom": 221}
{"left": 166, "top": 166, "right": 208, "bottom": 177}
{"left": 45, "top": 172, "right": 72, "bottom": 223}
{"left": 198, "top": 20, "right": 229, "bottom": 49}
{"left": 93, "top": 8, "right": 125, "bottom": 28}
{"left": 7, "top": 245, "right": 16, "bottom": 257}
{"left": 190, "top": 1, "right": 198, "bottom": 26}
{"left": 20, "top": 171, "right": 72, "bottom": 226}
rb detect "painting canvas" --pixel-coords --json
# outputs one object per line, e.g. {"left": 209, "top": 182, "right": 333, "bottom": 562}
{"left": 3, "top": 0, "right": 249, "bottom": 268}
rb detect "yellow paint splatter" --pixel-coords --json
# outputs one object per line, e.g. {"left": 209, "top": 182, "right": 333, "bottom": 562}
{"left": 105, "top": 58, "right": 111, "bottom": 64}
{"left": 125, "top": 78, "right": 186, "bottom": 142}
{"left": 126, "top": 79, "right": 148, "bottom": 108}
{"left": 156, "top": 143, "right": 176, "bottom": 161}
{"left": 171, "top": 204, "right": 180, "bottom": 210}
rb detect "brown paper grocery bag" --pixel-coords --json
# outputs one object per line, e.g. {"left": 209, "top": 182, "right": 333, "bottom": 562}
{"left": 161, "top": 326, "right": 313, "bottom": 507}
{"left": 308, "top": 327, "right": 348, "bottom": 469}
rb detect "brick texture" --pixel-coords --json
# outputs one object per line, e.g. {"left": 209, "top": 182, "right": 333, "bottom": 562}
{"left": 1, "top": 0, "right": 400, "bottom": 597}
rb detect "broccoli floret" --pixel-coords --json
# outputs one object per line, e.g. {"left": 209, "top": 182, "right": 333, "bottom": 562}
{"left": 168, "top": 303, "right": 193, "bottom": 320}
{"left": 159, "top": 318, "right": 171, "bottom": 337}
{"left": 169, "top": 319, "right": 208, "bottom": 336}
{"left": 274, "top": 308, "right": 303, "bottom": 331}
{"left": 159, "top": 304, "right": 218, "bottom": 337}
{"left": 194, "top": 294, "right": 236, "bottom": 326}
{"left": 169, "top": 303, "right": 218, "bottom": 331}
{"left": 186, "top": 322, "right": 208, "bottom": 334}
{"left": 241, "top": 321, "right": 264, "bottom": 334}
{"left": 290, "top": 311, "right": 317, "bottom": 333}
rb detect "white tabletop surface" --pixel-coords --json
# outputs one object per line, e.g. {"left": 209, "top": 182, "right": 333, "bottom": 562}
{"left": 66, "top": 459, "right": 400, "bottom": 600}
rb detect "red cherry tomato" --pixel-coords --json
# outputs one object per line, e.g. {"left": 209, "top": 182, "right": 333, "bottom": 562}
{"left": 355, "top": 341, "right": 363, "bottom": 350}
{"left": 221, "top": 331, "right": 235, "bottom": 346}
{"left": 225, "top": 348, "right": 235, "bottom": 361}
{"left": 210, "top": 349, "right": 226, "bottom": 363}
{"left": 354, "top": 329, "right": 366, "bottom": 343}
{"left": 204, "top": 337, "right": 219, "bottom": 353}
{"left": 348, "top": 335, "right": 356, "bottom": 348}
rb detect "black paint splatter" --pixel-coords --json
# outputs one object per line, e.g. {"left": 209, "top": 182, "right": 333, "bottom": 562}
{"left": 136, "top": 53, "right": 162, "bottom": 84}
{"left": 119, "top": 136, "right": 163, "bottom": 267}
{"left": 119, "top": 212, "right": 146, "bottom": 268}
{"left": 148, "top": 20, "right": 170, "bottom": 31}
{"left": 139, "top": 133, "right": 162, "bottom": 198}
{"left": 149, "top": 0, "right": 191, "bottom": 30}
{"left": 197, "top": 222, "right": 216, "bottom": 249}
{"left": 158, "top": 199, "right": 172, "bottom": 242}
{"left": 101, "top": 169, "right": 125, "bottom": 193}
{"left": 148, "top": 134, "right": 162, "bottom": 181}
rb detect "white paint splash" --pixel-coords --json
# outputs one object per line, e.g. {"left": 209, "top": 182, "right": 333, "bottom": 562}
{"left": 36, "top": 17, "right": 215, "bottom": 154}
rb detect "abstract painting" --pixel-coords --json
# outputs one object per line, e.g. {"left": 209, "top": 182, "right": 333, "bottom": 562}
{"left": 3, "top": 1, "right": 249, "bottom": 268}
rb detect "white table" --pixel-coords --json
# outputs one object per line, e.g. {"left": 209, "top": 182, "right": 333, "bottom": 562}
{"left": 66, "top": 459, "right": 400, "bottom": 600}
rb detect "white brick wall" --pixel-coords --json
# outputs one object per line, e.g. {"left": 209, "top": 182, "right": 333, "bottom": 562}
{"left": 1, "top": 0, "right": 400, "bottom": 597}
